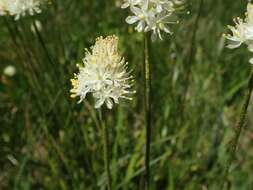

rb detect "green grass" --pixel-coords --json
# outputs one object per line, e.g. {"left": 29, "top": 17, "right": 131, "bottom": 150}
{"left": 1, "top": 0, "right": 253, "bottom": 189}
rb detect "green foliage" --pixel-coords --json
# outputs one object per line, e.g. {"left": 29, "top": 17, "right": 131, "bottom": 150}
{"left": 1, "top": 0, "right": 253, "bottom": 189}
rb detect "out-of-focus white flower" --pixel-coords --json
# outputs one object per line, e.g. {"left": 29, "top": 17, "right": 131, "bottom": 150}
{"left": 9, "top": 0, "right": 43, "bottom": 20}
{"left": 225, "top": 2, "right": 253, "bottom": 64}
{"left": 0, "top": 0, "right": 8, "bottom": 15}
{"left": 122, "top": 0, "right": 180, "bottom": 41}
{"left": 3, "top": 65, "right": 16, "bottom": 77}
{"left": 0, "top": 0, "right": 44, "bottom": 20}
{"left": 70, "top": 36, "right": 135, "bottom": 109}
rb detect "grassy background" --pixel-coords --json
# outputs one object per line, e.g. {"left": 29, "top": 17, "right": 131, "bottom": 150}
{"left": 1, "top": 0, "right": 253, "bottom": 189}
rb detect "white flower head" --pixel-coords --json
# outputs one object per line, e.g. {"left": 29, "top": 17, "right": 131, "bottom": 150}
{"left": 70, "top": 35, "right": 135, "bottom": 109}
{"left": 1, "top": 0, "right": 44, "bottom": 20}
{"left": 122, "top": 0, "right": 180, "bottom": 41}
{"left": 225, "top": 2, "right": 253, "bottom": 64}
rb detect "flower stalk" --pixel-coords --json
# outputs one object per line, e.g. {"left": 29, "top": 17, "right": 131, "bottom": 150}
{"left": 32, "top": 20, "right": 60, "bottom": 81}
{"left": 180, "top": 0, "right": 203, "bottom": 115}
{"left": 221, "top": 70, "right": 253, "bottom": 188}
{"left": 144, "top": 32, "right": 151, "bottom": 189}
{"left": 222, "top": 2, "right": 253, "bottom": 188}
{"left": 98, "top": 109, "right": 112, "bottom": 190}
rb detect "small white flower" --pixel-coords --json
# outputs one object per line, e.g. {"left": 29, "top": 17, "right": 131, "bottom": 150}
{"left": 225, "top": 2, "right": 253, "bottom": 64}
{"left": 126, "top": 2, "right": 151, "bottom": 32}
{"left": 3, "top": 65, "right": 16, "bottom": 77}
{"left": 225, "top": 18, "right": 252, "bottom": 49}
{"left": 1, "top": 0, "right": 43, "bottom": 20}
{"left": 70, "top": 36, "right": 134, "bottom": 109}
{"left": 122, "top": 0, "right": 179, "bottom": 41}
{"left": 145, "top": 11, "right": 176, "bottom": 41}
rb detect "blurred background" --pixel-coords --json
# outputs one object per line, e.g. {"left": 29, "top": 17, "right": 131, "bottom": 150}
{"left": 1, "top": 0, "right": 253, "bottom": 189}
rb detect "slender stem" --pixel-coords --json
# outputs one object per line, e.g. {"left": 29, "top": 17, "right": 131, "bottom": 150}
{"left": 144, "top": 32, "right": 151, "bottom": 189}
{"left": 4, "top": 17, "right": 45, "bottom": 114}
{"left": 32, "top": 20, "right": 62, "bottom": 88}
{"left": 221, "top": 70, "right": 253, "bottom": 189}
{"left": 32, "top": 20, "right": 54, "bottom": 66}
{"left": 98, "top": 109, "right": 112, "bottom": 190}
{"left": 180, "top": 0, "right": 203, "bottom": 114}
{"left": 32, "top": 19, "right": 73, "bottom": 117}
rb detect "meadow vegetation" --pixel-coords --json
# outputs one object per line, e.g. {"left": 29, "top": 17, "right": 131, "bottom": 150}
{"left": 0, "top": 0, "right": 253, "bottom": 189}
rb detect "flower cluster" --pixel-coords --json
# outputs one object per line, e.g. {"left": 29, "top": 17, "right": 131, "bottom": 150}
{"left": 122, "top": 0, "right": 181, "bottom": 41}
{"left": 225, "top": 2, "right": 253, "bottom": 64}
{"left": 70, "top": 36, "right": 134, "bottom": 109}
{"left": 0, "top": 0, "right": 43, "bottom": 20}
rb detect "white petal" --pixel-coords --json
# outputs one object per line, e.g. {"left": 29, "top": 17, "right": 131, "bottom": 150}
{"left": 156, "top": 4, "right": 163, "bottom": 13}
{"left": 121, "top": 2, "right": 129, "bottom": 9}
{"left": 163, "top": 26, "right": 172, "bottom": 34}
{"left": 95, "top": 98, "right": 105, "bottom": 109}
{"left": 126, "top": 16, "right": 139, "bottom": 24}
{"left": 130, "top": 6, "right": 142, "bottom": 15}
{"left": 248, "top": 43, "right": 253, "bottom": 52}
{"left": 151, "top": 31, "right": 157, "bottom": 42}
{"left": 142, "top": 0, "right": 149, "bottom": 10}
{"left": 158, "top": 30, "right": 163, "bottom": 40}
{"left": 227, "top": 40, "right": 242, "bottom": 49}
{"left": 249, "top": 57, "right": 253, "bottom": 64}
{"left": 106, "top": 99, "right": 113, "bottom": 109}
{"left": 136, "top": 21, "right": 145, "bottom": 32}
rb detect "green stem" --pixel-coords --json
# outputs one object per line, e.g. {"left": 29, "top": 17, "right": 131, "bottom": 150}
{"left": 31, "top": 20, "right": 61, "bottom": 85}
{"left": 144, "top": 32, "right": 151, "bottom": 190}
{"left": 180, "top": 0, "right": 203, "bottom": 114}
{"left": 4, "top": 17, "right": 45, "bottom": 114}
{"left": 32, "top": 20, "right": 54, "bottom": 67}
{"left": 31, "top": 19, "right": 72, "bottom": 122}
{"left": 98, "top": 109, "right": 112, "bottom": 190}
{"left": 221, "top": 70, "right": 253, "bottom": 189}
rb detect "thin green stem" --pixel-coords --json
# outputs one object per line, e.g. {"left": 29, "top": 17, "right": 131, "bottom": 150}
{"left": 32, "top": 20, "right": 61, "bottom": 83}
{"left": 221, "top": 70, "right": 253, "bottom": 189}
{"left": 31, "top": 19, "right": 73, "bottom": 122}
{"left": 144, "top": 32, "right": 151, "bottom": 190}
{"left": 4, "top": 17, "right": 45, "bottom": 114}
{"left": 98, "top": 109, "right": 112, "bottom": 190}
{"left": 180, "top": 0, "right": 203, "bottom": 114}
{"left": 32, "top": 21, "right": 54, "bottom": 66}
